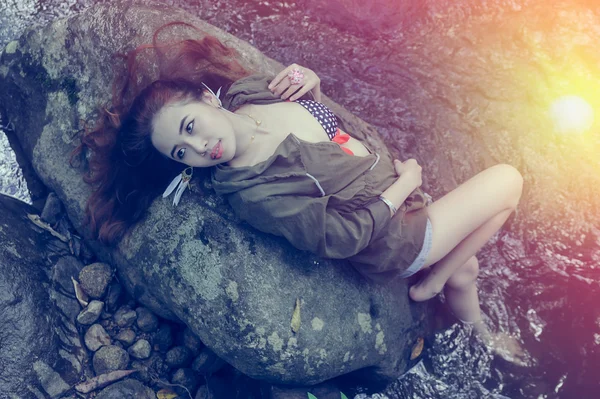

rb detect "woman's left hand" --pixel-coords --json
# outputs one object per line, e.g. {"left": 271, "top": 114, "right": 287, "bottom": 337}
{"left": 268, "top": 63, "right": 322, "bottom": 102}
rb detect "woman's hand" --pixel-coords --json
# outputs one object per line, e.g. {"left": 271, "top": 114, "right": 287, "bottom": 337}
{"left": 394, "top": 159, "right": 422, "bottom": 190}
{"left": 268, "top": 63, "right": 322, "bottom": 102}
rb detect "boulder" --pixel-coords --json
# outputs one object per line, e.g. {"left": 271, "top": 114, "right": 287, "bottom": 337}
{"left": 0, "top": 1, "right": 432, "bottom": 386}
{"left": 0, "top": 193, "right": 89, "bottom": 397}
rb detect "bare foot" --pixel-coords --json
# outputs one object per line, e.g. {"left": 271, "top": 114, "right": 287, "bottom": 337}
{"left": 489, "top": 332, "right": 529, "bottom": 367}
{"left": 409, "top": 275, "right": 445, "bottom": 302}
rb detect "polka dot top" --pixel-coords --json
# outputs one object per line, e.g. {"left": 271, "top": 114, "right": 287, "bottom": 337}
{"left": 295, "top": 99, "right": 339, "bottom": 140}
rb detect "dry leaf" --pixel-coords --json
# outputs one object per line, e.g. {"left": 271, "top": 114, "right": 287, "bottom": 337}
{"left": 157, "top": 388, "right": 179, "bottom": 399}
{"left": 290, "top": 297, "right": 301, "bottom": 333}
{"left": 410, "top": 337, "right": 424, "bottom": 360}
{"left": 71, "top": 276, "right": 89, "bottom": 307}
{"left": 27, "top": 213, "right": 68, "bottom": 242}
{"left": 75, "top": 369, "right": 137, "bottom": 393}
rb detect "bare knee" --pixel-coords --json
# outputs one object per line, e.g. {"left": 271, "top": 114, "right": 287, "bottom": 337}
{"left": 492, "top": 164, "right": 523, "bottom": 210}
{"left": 447, "top": 256, "right": 479, "bottom": 289}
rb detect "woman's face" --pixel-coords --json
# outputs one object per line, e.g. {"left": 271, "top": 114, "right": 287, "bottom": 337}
{"left": 151, "top": 94, "right": 236, "bottom": 167}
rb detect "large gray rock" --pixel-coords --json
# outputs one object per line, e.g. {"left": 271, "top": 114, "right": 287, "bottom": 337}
{"left": 0, "top": 194, "right": 89, "bottom": 398}
{"left": 0, "top": 1, "right": 432, "bottom": 386}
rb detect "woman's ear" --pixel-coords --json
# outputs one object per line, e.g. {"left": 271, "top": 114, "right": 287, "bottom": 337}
{"left": 200, "top": 90, "right": 219, "bottom": 107}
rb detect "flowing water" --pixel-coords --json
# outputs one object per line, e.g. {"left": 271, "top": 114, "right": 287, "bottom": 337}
{"left": 2, "top": 1, "right": 600, "bottom": 397}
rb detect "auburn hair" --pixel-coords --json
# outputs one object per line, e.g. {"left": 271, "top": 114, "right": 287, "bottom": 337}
{"left": 70, "top": 22, "right": 251, "bottom": 246}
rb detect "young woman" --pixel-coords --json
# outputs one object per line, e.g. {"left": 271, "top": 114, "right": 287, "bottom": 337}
{"left": 73, "top": 22, "right": 526, "bottom": 364}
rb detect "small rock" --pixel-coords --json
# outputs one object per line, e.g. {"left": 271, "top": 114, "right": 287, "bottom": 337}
{"left": 165, "top": 346, "right": 192, "bottom": 368}
{"left": 41, "top": 192, "right": 63, "bottom": 225}
{"left": 77, "top": 300, "right": 104, "bottom": 325}
{"left": 153, "top": 324, "right": 173, "bottom": 352}
{"left": 93, "top": 345, "right": 129, "bottom": 375}
{"left": 84, "top": 324, "right": 111, "bottom": 351}
{"left": 78, "top": 262, "right": 112, "bottom": 299}
{"left": 105, "top": 281, "right": 124, "bottom": 312}
{"left": 270, "top": 382, "right": 342, "bottom": 399}
{"left": 52, "top": 256, "right": 84, "bottom": 295}
{"left": 135, "top": 307, "right": 158, "bottom": 333}
{"left": 171, "top": 368, "right": 201, "bottom": 396}
{"left": 191, "top": 346, "right": 226, "bottom": 375}
{"left": 182, "top": 327, "right": 203, "bottom": 356}
{"left": 115, "top": 328, "right": 136, "bottom": 347}
{"left": 114, "top": 306, "right": 137, "bottom": 328}
{"left": 95, "top": 379, "right": 155, "bottom": 399}
{"left": 128, "top": 339, "right": 151, "bottom": 360}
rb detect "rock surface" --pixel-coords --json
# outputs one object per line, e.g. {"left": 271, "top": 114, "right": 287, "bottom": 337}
{"left": 0, "top": 1, "right": 432, "bottom": 385}
{"left": 0, "top": 194, "right": 88, "bottom": 397}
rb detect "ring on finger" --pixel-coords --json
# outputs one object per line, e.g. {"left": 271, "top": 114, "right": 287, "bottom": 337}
{"left": 287, "top": 68, "right": 305, "bottom": 85}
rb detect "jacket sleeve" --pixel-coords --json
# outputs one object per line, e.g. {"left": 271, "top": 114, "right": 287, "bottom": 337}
{"left": 228, "top": 193, "right": 392, "bottom": 259}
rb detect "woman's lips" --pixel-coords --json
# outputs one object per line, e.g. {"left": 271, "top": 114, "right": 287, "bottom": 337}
{"left": 210, "top": 140, "right": 223, "bottom": 160}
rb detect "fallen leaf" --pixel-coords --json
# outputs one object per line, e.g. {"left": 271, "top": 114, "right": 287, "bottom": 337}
{"left": 27, "top": 213, "right": 69, "bottom": 242}
{"left": 410, "top": 337, "right": 424, "bottom": 360}
{"left": 71, "top": 276, "right": 89, "bottom": 307}
{"left": 75, "top": 369, "right": 137, "bottom": 393}
{"left": 157, "top": 388, "right": 179, "bottom": 399}
{"left": 290, "top": 297, "right": 301, "bottom": 333}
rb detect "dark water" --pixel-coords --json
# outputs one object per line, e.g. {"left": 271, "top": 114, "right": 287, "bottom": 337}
{"left": 2, "top": 0, "right": 600, "bottom": 398}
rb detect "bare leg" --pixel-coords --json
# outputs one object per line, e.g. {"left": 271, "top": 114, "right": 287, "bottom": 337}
{"left": 409, "top": 206, "right": 514, "bottom": 302}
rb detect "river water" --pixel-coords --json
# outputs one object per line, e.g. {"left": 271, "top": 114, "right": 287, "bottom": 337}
{"left": 1, "top": 0, "right": 600, "bottom": 398}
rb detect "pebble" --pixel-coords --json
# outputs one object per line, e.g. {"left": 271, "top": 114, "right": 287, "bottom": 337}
{"left": 115, "top": 328, "right": 136, "bottom": 347}
{"left": 191, "top": 346, "right": 226, "bottom": 374}
{"left": 95, "top": 379, "right": 155, "bottom": 399}
{"left": 40, "top": 192, "right": 63, "bottom": 225}
{"left": 171, "top": 368, "right": 201, "bottom": 396}
{"left": 52, "top": 256, "right": 84, "bottom": 295}
{"left": 182, "top": 327, "right": 203, "bottom": 356}
{"left": 165, "top": 346, "right": 192, "bottom": 368}
{"left": 78, "top": 262, "right": 112, "bottom": 299}
{"left": 153, "top": 324, "right": 173, "bottom": 352}
{"left": 135, "top": 307, "right": 158, "bottom": 333}
{"left": 84, "top": 324, "right": 111, "bottom": 352}
{"left": 77, "top": 300, "right": 104, "bottom": 325}
{"left": 128, "top": 339, "right": 151, "bottom": 359}
{"left": 92, "top": 345, "right": 129, "bottom": 375}
{"left": 114, "top": 306, "right": 137, "bottom": 328}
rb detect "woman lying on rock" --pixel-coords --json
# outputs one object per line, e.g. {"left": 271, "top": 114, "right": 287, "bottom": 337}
{"left": 73, "top": 22, "right": 526, "bottom": 364}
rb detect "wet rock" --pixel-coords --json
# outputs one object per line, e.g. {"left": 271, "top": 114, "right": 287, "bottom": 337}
{"left": 85, "top": 323, "right": 111, "bottom": 351}
{"left": 95, "top": 378, "right": 155, "bottom": 399}
{"left": 93, "top": 345, "right": 129, "bottom": 375}
{"left": 166, "top": 346, "right": 193, "bottom": 368}
{"left": 270, "top": 382, "right": 343, "bottom": 399}
{"left": 192, "top": 347, "right": 227, "bottom": 375}
{"left": 182, "top": 327, "right": 203, "bottom": 356}
{"left": 78, "top": 262, "right": 112, "bottom": 299}
{"left": 172, "top": 368, "right": 201, "bottom": 396}
{"left": 0, "top": 3, "right": 434, "bottom": 385}
{"left": 136, "top": 306, "right": 159, "bottom": 333}
{"left": 115, "top": 328, "right": 137, "bottom": 347}
{"left": 114, "top": 306, "right": 137, "bottom": 328}
{"left": 128, "top": 339, "right": 152, "bottom": 360}
{"left": 77, "top": 300, "right": 104, "bottom": 325}
{"left": 105, "top": 281, "right": 125, "bottom": 312}
{"left": 153, "top": 324, "right": 173, "bottom": 352}
{"left": 40, "top": 191, "right": 63, "bottom": 225}
{"left": 0, "top": 194, "right": 87, "bottom": 396}
{"left": 52, "top": 256, "right": 84, "bottom": 295}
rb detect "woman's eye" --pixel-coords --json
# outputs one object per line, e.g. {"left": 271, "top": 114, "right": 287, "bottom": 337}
{"left": 177, "top": 148, "right": 186, "bottom": 160}
{"left": 186, "top": 120, "right": 194, "bottom": 134}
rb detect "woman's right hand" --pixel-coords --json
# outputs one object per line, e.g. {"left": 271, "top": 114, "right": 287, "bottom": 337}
{"left": 393, "top": 158, "right": 422, "bottom": 190}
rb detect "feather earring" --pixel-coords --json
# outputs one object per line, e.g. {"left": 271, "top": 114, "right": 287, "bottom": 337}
{"left": 201, "top": 82, "right": 223, "bottom": 108}
{"left": 163, "top": 167, "right": 193, "bottom": 206}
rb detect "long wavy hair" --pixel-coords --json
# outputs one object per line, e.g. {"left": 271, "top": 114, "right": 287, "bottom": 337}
{"left": 70, "top": 22, "right": 251, "bottom": 246}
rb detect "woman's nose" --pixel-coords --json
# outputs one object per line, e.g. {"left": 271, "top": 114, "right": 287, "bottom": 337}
{"left": 187, "top": 137, "right": 209, "bottom": 153}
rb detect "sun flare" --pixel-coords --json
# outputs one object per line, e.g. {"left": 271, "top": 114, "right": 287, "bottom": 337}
{"left": 550, "top": 95, "right": 594, "bottom": 134}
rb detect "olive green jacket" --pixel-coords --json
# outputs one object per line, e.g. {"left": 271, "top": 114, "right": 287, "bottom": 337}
{"left": 212, "top": 74, "right": 429, "bottom": 280}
